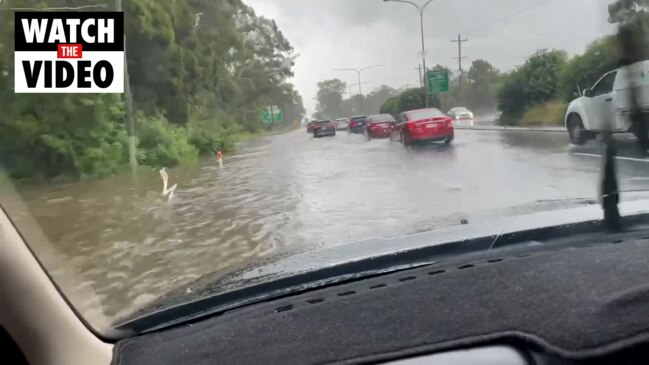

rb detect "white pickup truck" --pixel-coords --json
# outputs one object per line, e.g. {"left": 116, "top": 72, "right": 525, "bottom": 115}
{"left": 565, "top": 60, "right": 649, "bottom": 145}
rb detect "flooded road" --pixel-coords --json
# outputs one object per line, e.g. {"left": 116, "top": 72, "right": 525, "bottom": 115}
{"left": 5, "top": 128, "right": 649, "bottom": 327}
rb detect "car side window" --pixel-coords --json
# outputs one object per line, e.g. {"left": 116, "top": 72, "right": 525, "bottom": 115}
{"left": 592, "top": 72, "right": 617, "bottom": 96}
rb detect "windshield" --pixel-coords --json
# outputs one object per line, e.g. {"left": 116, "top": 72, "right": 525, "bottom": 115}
{"left": 1, "top": 0, "right": 647, "bottom": 335}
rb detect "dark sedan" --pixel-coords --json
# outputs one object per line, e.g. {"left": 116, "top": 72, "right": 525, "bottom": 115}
{"left": 313, "top": 120, "right": 336, "bottom": 138}
{"left": 348, "top": 116, "right": 368, "bottom": 134}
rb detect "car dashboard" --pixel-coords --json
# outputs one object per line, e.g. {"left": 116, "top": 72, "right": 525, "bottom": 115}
{"left": 111, "top": 223, "right": 649, "bottom": 365}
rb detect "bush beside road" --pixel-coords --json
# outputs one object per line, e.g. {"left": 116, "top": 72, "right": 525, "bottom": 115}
{"left": 520, "top": 101, "right": 568, "bottom": 127}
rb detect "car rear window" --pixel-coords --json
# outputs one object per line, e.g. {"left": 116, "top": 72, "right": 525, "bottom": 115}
{"left": 317, "top": 120, "right": 332, "bottom": 125}
{"left": 408, "top": 109, "right": 445, "bottom": 120}
{"left": 351, "top": 117, "right": 367, "bottom": 122}
{"left": 370, "top": 115, "right": 395, "bottom": 123}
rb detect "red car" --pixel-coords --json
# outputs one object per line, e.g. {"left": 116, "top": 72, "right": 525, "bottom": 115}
{"left": 390, "top": 108, "right": 454, "bottom": 146}
{"left": 306, "top": 120, "right": 318, "bottom": 133}
{"left": 365, "top": 114, "right": 396, "bottom": 139}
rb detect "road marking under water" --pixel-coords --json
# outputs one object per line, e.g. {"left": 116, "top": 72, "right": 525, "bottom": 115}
{"left": 572, "top": 152, "right": 649, "bottom": 163}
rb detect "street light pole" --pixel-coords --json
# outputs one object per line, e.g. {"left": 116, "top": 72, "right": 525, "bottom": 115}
{"left": 419, "top": 9, "right": 428, "bottom": 107}
{"left": 333, "top": 65, "right": 383, "bottom": 97}
{"left": 333, "top": 65, "right": 382, "bottom": 114}
{"left": 357, "top": 71, "right": 363, "bottom": 96}
{"left": 383, "top": 0, "right": 435, "bottom": 108}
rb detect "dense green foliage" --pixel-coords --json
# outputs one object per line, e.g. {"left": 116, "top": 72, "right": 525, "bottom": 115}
{"left": 558, "top": 36, "right": 618, "bottom": 101}
{"left": 497, "top": 50, "right": 567, "bottom": 124}
{"left": 314, "top": 79, "right": 346, "bottom": 118}
{"left": 520, "top": 101, "right": 568, "bottom": 126}
{"left": 313, "top": 80, "right": 401, "bottom": 119}
{"left": 496, "top": 32, "right": 633, "bottom": 125}
{"left": 0, "top": 0, "right": 304, "bottom": 179}
{"left": 379, "top": 88, "right": 441, "bottom": 117}
{"left": 608, "top": 0, "right": 649, "bottom": 23}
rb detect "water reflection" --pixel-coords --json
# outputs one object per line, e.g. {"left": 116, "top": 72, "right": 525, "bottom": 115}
{"left": 500, "top": 130, "right": 570, "bottom": 152}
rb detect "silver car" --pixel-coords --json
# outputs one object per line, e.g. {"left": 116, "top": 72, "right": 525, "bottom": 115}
{"left": 447, "top": 107, "right": 474, "bottom": 125}
{"left": 335, "top": 118, "right": 349, "bottom": 131}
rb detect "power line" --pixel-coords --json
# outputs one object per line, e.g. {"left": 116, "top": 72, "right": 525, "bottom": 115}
{"left": 465, "top": 0, "right": 556, "bottom": 36}
{"left": 506, "top": 3, "right": 558, "bottom": 27}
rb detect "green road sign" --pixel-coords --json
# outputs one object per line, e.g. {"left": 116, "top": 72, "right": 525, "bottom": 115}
{"left": 262, "top": 109, "right": 272, "bottom": 123}
{"left": 262, "top": 106, "right": 283, "bottom": 123}
{"left": 273, "top": 109, "right": 283, "bottom": 122}
{"left": 427, "top": 70, "right": 449, "bottom": 95}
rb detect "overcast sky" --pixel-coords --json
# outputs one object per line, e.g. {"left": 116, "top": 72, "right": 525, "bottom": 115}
{"left": 244, "top": 0, "right": 617, "bottom": 115}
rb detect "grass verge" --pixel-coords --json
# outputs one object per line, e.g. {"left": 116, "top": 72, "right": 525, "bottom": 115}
{"left": 520, "top": 101, "right": 568, "bottom": 126}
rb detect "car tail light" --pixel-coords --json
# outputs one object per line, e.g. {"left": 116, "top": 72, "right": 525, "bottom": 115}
{"left": 329, "top": 123, "right": 335, "bottom": 128}
{"left": 408, "top": 122, "right": 415, "bottom": 129}
{"left": 350, "top": 121, "right": 357, "bottom": 127}
{"left": 446, "top": 118, "right": 452, "bottom": 127}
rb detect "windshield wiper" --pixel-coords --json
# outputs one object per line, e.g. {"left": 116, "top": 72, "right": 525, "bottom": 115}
{"left": 601, "top": 23, "right": 649, "bottom": 231}
{"left": 601, "top": 130, "right": 620, "bottom": 231}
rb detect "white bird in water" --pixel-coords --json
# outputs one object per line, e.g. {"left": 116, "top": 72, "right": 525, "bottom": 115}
{"left": 159, "top": 168, "right": 178, "bottom": 200}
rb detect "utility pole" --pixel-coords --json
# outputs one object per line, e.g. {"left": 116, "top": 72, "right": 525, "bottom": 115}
{"left": 452, "top": 33, "right": 469, "bottom": 91}
{"left": 117, "top": 0, "right": 137, "bottom": 175}
{"left": 415, "top": 64, "right": 423, "bottom": 88}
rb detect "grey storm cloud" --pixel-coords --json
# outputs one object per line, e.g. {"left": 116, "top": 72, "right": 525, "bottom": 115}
{"left": 245, "top": 0, "right": 617, "bottom": 115}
